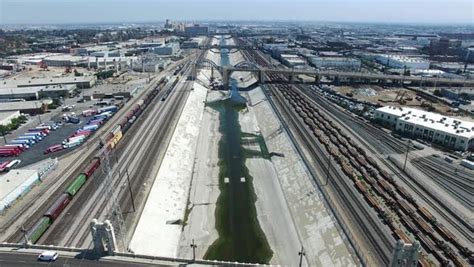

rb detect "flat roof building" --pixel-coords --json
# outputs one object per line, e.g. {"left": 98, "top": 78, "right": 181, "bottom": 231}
{"left": 309, "top": 56, "right": 361, "bottom": 70}
{"left": 0, "top": 170, "right": 39, "bottom": 213}
{"left": 375, "top": 106, "right": 474, "bottom": 151}
{"left": 376, "top": 54, "right": 430, "bottom": 70}
{"left": 0, "top": 76, "right": 96, "bottom": 89}
{"left": 0, "top": 84, "right": 77, "bottom": 100}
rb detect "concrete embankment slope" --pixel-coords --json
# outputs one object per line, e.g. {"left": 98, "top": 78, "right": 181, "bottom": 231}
{"left": 246, "top": 87, "right": 357, "bottom": 266}
{"left": 129, "top": 83, "right": 207, "bottom": 257}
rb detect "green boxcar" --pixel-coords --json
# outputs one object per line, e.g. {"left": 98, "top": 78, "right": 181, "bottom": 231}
{"left": 27, "top": 217, "right": 51, "bottom": 244}
{"left": 65, "top": 174, "right": 87, "bottom": 197}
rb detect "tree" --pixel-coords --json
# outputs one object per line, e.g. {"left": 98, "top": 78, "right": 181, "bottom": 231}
{"left": 0, "top": 125, "right": 8, "bottom": 143}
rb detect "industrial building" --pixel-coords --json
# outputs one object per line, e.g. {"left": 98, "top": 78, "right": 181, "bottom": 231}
{"left": 42, "top": 55, "right": 88, "bottom": 67}
{"left": 280, "top": 54, "right": 306, "bottom": 68}
{"left": 152, "top": 43, "right": 180, "bottom": 56}
{"left": 376, "top": 54, "right": 430, "bottom": 70}
{"left": 309, "top": 56, "right": 361, "bottom": 70}
{"left": 0, "top": 76, "right": 96, "bottom": 89}
{"left": 375, "top": 106, "right": 474, "bottom": 151}
{"left": 0, "top": 84, "right": 77, "bottom": 100}
{"left": 0, "top": 111, "right": 21, "bottom": 126}
{"left": 441, "top": 87, "right": 474, "bottom": 101}
{"left": 0, "top": 99, "right": 52, "bottom": 114}
{"left": 184, "top": 25, "right": 209, "bottom": 35}
{"left": 0, "top": 170, "right": 40, "bottom": 213}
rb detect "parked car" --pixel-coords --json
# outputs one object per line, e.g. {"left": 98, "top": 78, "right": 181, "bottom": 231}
{"left": 38, "top": 251, "right": 58, "bottom": 261}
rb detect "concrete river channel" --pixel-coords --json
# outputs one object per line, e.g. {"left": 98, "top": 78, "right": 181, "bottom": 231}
{"left": 204, "top": 37, "right": 273, "bottom": 263}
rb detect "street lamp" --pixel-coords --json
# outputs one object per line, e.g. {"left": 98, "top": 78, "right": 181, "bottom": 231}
{"left": 190, "top": 239, "right": 197, "bottom": 262}
{"left": 298, "top": 246, "right": 305, "bottom": 267}
{"left": 403, "top": 140, "right": 411, "bottom": 172}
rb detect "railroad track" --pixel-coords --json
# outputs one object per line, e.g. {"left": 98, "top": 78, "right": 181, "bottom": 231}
{"left": 4, "top": 58, "right": 193, "bottom": 244}
{"left": 241, "top": 43, "right": 471, "bottom": 265}
{"left": 294, "top": 86, "right": 473, "bottom": 241}
{"left": 268, "top": 83, "right": 393, "bottom": 265}
{"left": 40, "top": 62, "right": 196, "bottom": 248}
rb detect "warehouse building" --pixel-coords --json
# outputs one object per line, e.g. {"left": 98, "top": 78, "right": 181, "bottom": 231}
{"left": 309, "top": 56, "right": 361, "bottom": 70}
{"left": 280, "top": 54, "right": 306, "bottom": 68}
{"left": 376, "top": 54, "right": 430, "bottom": 70}
{"left": 0, "top": 99, "right": 52, "bottom": 115}
{"left": 0, "top": 170, "right": 40, "bottom": 213}
{"left": 375, "top": 106, "right": 474, "bottom": 151}
{"left": 152, "top": 43, "right": 180, "bottom": 56}
{"left": 0, "top": 76, "right": 96, "bottom": 89}
{"left": 0, "top": 84, "right": 77, "bottom": 100}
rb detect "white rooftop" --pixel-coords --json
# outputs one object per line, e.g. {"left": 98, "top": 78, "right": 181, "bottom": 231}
{"left": 378, "top": 106, "right": 474, "bottom": 138}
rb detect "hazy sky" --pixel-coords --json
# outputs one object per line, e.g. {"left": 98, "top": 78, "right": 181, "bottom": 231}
{"left": 0, "top": 0, "right": 472, "bottom": 25}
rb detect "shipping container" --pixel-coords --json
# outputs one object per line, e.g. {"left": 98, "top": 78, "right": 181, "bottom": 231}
{"left": 44, "top": 194, "right": 71, "bottom": 221}
{"left": 27, "top": 217, "right": 51, "bottom": 244}
{"left": 83, "top": 158, "right": 101, "bottom": 177}
{"left": 64, "top": 174, "right": 87, "bottom": 196}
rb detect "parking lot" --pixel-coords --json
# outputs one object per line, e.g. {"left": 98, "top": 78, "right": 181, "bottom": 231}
{"left": 0, "top": 96, "right": 125, "bottom": 168}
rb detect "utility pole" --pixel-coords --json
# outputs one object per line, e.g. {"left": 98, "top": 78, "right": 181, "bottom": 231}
{"left": 190, "top": 239, "right": 197, "bottom": 262}
{"left": 298, "top": 246, "right": 305, "bottom": 267}
{"left": 126, "top": 169, "right": 135, "bottom": 212}
{"left": 403, "top": 140, "right": 411, "bottom": 172}
{"left": 323, "top": 154, "right": 331, "bottom": 186}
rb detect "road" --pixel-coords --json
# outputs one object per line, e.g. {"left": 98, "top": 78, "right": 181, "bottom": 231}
{"left": 0, "top": 251, "right": 170, "bottom": 267}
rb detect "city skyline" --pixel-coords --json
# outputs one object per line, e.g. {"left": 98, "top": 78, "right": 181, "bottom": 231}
{"left": 0, "top": 0, "right": 473, "bottom": 25}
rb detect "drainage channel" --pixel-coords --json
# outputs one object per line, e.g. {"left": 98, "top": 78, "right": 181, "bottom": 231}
{"left": 203, "top": 36, "right": 272, "bottom": 264}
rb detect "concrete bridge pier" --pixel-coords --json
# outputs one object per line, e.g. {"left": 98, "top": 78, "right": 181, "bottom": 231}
{"left": 223, "top": 67, "right": 230, "bottom": 89}
{"left": 259, "top": 70, "right": 265, "bottom": 84}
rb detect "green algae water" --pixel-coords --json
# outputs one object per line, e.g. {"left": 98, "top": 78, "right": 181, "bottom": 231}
{"left": 203, "top": 38, "right": 273, "bottom": 264}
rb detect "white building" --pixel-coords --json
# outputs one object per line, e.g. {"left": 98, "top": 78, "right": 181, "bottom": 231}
{"left": 152, "top": 43, "right": 180, "bottom": 56}
{"left": 374, "top": 106, "right": 474, "bottom": 151}
{"left": 376, "top": 54, "right": 430, "bottom": 70}
{"left": 309, "top": 56, "right": 361, "bottom": 70}
{"left": 0, "top": 111, "right": 21, "bottom": 126}
{"left": 280, "top": 54, "right": 306, "bottom": 68}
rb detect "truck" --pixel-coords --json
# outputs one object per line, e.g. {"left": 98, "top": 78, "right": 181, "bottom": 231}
{"left": 28, "top": 128, "right": 49, "bottom": 135}
{"left": 4, "top": 144, "right": 27, "bottom": 151}
{"left": 63, "top": 135, "right": 86, "bottom": 144}
{"left": 82, "top": 124, "right": 99, "bottom": 131}
{"left": 7, "top": 141, "right": 30, "bottom": 149}
{"left": 82, "top": 109, "right": 97, "bottom": 117}
{"left": 5, "top": 159, "right": 21, "bottom": 170}
{"left": 19, "top": 134, "right": 41, "bottom": 141}
{"left": 22, "top": 132, "right": 43, "bottom": 140}
{"left": 44, "top": 144, "right": 64, "bottom": 154}
{"left": 14, "top": 137, "right": 35, "bottom": 144}
{"left": 93, "top": 112, "right": 112, "bottom": 120}
{"left": 98, "top": 105, "right": 118, "bottom": 114}
{"left": 63, "top": 139, "right": 83, "bottom": 149}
